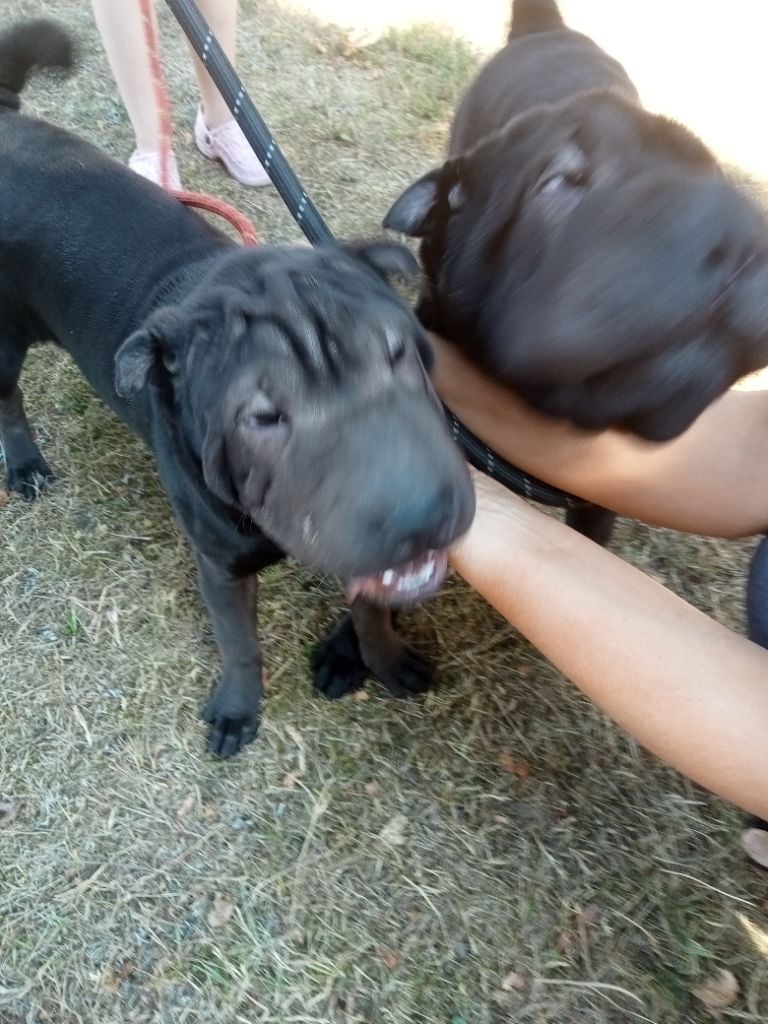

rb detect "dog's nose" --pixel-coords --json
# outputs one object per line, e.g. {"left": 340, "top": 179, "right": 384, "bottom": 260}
{"left": 384, "top": 482, "right": 458, "bottom": 560}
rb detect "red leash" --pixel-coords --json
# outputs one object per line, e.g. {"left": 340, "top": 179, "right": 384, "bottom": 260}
{"left": 137, "top": 0, "right": 259, "bottom": 247}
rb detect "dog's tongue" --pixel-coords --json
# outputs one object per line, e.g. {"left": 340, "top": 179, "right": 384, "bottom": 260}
{"left": 346, "top": 549, "right": 448, "bottom": 607}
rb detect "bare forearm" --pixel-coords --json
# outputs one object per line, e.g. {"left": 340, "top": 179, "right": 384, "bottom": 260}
{"left": 433, "top": 335, "right": 768, "bottom": 537}
{"left": 451, "top": 482, "right": 768, "bottom": 818}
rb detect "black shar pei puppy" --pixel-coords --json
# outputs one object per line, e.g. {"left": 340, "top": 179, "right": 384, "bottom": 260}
{"left": 385, "top": 0, "right": 768, "bottom": 446}
{"left": 0, "top": 21, "right": 474, "bottom": 757}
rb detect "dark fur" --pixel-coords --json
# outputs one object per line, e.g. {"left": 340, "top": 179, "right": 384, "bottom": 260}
{"left": 385, "top": 0, "right": 768, "bottom": 443}
{"left": 0, "top": 21, "right": 474, "bottom": 757}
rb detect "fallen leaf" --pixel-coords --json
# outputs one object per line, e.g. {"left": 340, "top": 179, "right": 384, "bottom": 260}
{"left": 741, "top": 826, "right": 768, "bottom": 869}
{"left": 692, "top": 968, "right": 740, "bottom": 1010}
{"left": 176, "top": 795, "right": 195, "bottom": 821}
{"left": 499, "top": 752, "right": 531, "bottom": 779}
{"left": 0, "top": 490, "right": 9, "bottom": 508}
{"left": 352, "top": 688, "right": 371, "bottom": 702}
{"left": 579, "top": 904, "right": 603, "bottom": 929}
{"left": 0, "top": 800, "right": 20, "bottom": 827}
{"left": 501, "top": 970, "right": 527, "bottom": 992}
{"left": 364, "top": 782, "right": 381, "bottom": 798}
{"left": 202, "top": 804, "right": 218, "bottom": 822}
{"left": 102, "top": 960, "right": 137, "bottom": 993}
{"left": 380, "top": 949, "right": 400, "bottom": 970}
{"left": 207, "top": 892, "right": 236, "bottom": 929}
{"left": 555, "top": 929, "right": 576, "bottom": 954}
{"left": 282, "top": 771, "right": 302, "bottom": 790}
{"left": 378, "top": 813, "right": 408, "bottom": 846}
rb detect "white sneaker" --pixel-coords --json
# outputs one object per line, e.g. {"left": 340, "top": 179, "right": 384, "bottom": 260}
{"left": 194, "top": 107, "right": 271, "bottom": 187}
{"left": 128, "top": 149, "right": 183, "bottom": 191}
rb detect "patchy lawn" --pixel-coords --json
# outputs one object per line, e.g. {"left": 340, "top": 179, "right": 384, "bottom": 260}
{"left": 1, "top": 1, "right": 767, "bottom": 1022}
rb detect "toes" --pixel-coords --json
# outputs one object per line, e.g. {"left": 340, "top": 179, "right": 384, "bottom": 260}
{"left": 312, "top": 617, "right": 369, "bottom": 700}
{"left": 379, "top": 646, "right": 434, "bottom": 698}
{"left": 7, "top": 460, "right": 55, "bottom": 500}
{"left": 312, "top": 615, "right": 435, "bottom": 701}
{"left": 313, "top": 656, "right": 368, "bottom": 699}
{"left": 202, "top": 700, "right": 259, "bottom": 758}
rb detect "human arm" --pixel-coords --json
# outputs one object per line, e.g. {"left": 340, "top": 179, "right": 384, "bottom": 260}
{"left": 450, "top": 470, "right": 768, "bottom": 819}
{"left": 433, "top": 334, "right": 768, "bottom": 538}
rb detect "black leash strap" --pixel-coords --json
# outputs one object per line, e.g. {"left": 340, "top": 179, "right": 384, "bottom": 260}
{"left": 164, "top": 0, "right": 333, "bottom": 246}
{"left": 163, "top": 0, "right": 586, "bottom": 511}
{"left": 443, "top": 406, "right": 586, "bottom": 509}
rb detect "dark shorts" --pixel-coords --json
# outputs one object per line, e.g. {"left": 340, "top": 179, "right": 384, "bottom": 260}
{"left": 748, "top": 536, "right": 768, "bottom": 649}
{"left": 746, "top": 537, "right": 768, "bottom": 835}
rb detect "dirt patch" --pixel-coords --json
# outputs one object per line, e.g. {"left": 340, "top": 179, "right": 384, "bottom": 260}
{"left": 1, "top": 2, "right": 767, "bottom": 1022}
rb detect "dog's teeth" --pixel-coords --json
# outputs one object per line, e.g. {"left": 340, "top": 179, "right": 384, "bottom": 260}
{"left": 381, "top": 569, "right": 394, "bottom": 586}
{"left": 393, "top": 559, "right": 435, "bottom": 593}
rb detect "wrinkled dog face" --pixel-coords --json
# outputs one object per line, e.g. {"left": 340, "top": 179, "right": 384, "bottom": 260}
{"left": 386, "top": 88, "right": 768, "bottom": 441}
{"left": 115, "top": 243, "right": 474, "bottom": 604}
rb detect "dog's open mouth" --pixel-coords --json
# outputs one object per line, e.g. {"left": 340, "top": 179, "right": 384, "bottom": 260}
{"left": 345, "top": 548, "right": 448, "bottom": 607}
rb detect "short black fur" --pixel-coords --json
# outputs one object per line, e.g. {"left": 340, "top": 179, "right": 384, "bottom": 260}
{"left": 0, "top": 20, "right": 474, "bottom": 756}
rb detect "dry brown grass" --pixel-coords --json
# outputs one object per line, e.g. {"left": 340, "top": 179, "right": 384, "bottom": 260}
{"left": 1, "top": 2, "right": 768, "bottom": 1022}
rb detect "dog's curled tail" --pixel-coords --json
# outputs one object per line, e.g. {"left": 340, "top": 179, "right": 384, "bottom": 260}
{"left": 509, "top": 0, "right": 564, "bottom": 38}
{"left": 0, "top": 19, "right": 75, "bottom": 113}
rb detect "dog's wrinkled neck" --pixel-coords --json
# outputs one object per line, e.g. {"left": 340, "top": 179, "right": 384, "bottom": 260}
{"left": 144, "top": 250, "right": 232, "bottom": 320}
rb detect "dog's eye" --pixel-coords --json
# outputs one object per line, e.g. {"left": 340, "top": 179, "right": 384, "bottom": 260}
{"left": 390, "top": 340, "right": 407, "bottom": 365}
{"left": 384, "top": 326, "right": 408, "bottom": 366}
{"left": 243, "top": 410, "right": 288, "bottom": 430}
{"left": 539, "top": 169, "right": 589, "bottom": 194}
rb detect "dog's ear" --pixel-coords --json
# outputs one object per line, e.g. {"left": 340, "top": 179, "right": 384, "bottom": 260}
{"left": 114, "top": 307, "right": 182, "bottom": 398}
{"left": 383, "top": 169, "right": 442, "bottom": 237}
{"left": 350, "top": 241, "right": 419, "bottom": 282}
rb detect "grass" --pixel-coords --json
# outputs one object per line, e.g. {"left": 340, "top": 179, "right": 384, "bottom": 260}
{"left": 1, "top": 1, "right": 768, "bottom": 1022}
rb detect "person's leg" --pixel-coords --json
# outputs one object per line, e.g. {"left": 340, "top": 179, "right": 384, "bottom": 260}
{"left": 91, "top": 0, "right": 181, "bottom": 188}
{"left": 92, "top": 0, "right": 159, "bottom": 152}
{"left": 190, "top": 0, "right": 270, "bottom": 187}
{"left": 190, "top": 0, "right": 238, "bottom": 129}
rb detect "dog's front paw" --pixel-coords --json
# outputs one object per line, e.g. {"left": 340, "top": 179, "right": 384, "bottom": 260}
{"left": 202, "top": 687, "right": 260, "bottom": 758}
{"left": 371, "top": 643, "right": 434, "bottom": 699}
{"left": 6, "top": 456, "right": 55, "bottom": 501}
{"left": 312, "top": 613, "right": 434, "bottom": 700}
{"left": 312, "top": 615, "right": 368, "bottom": 700}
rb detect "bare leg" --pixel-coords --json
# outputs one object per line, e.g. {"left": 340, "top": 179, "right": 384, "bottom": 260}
{"left": 91, "top": 0, "right": 162, "bottom": 153}
{"left": 188, "top": 0, "right": 270, "bottom": 186}
{"left": 91, "top": 0, "right": 182, "bottom": 188}
{"left": 191, "top": 0, "right": 238, "bottom": 128}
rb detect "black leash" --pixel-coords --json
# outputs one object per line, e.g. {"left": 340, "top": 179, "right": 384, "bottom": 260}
{"left": 163, "top": 0, "right": 588, "bottom": 511}
{"left": 165, "top": 0, "right": 333, "bottom": 246}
